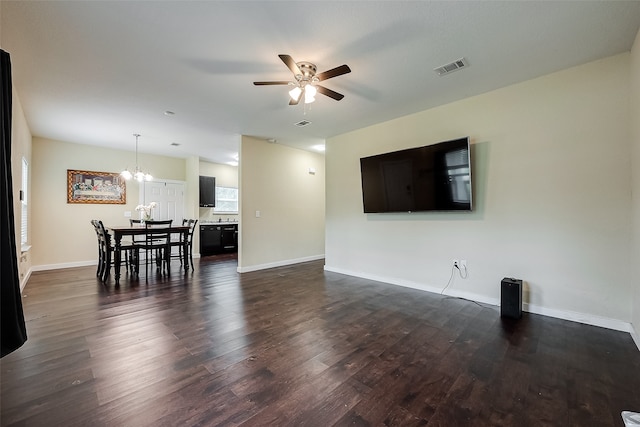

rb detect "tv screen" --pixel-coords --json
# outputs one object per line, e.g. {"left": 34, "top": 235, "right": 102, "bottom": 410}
{"left": 359, "top": 137, "right": 472, "bottom": 213}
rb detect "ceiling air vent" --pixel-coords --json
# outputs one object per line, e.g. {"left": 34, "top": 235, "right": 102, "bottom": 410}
{"left": 295, "top": 120, "right": 312, "bottom": 127}
{"left": 433, "top": 57, "right": 469, "bottom": 76}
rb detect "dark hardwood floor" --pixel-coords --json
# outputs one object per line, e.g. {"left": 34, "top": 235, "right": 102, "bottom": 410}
{"left": 1, "top": 256, "right": 639, "bottom": 426}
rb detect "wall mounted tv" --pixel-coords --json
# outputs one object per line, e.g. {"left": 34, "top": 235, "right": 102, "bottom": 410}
{"left": 359, "top": 137, "right": 472, "bottom": 213}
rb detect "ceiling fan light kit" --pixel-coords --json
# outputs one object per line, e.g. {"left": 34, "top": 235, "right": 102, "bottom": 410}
{"left": 254, "top": 54, "right": 351, "bottom": 105}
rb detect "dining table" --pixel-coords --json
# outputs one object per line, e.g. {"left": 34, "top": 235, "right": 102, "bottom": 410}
{"left": 106, "top": 224, "right": 190, "bottom": 283}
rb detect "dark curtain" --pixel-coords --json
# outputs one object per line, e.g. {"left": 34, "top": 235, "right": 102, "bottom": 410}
{"left": 1, "top": 49, "right": 27, "bottom": 357}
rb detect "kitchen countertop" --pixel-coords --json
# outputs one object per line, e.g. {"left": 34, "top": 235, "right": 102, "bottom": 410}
{"left": 200, "top": 221, "right": 239, "bottom": 225}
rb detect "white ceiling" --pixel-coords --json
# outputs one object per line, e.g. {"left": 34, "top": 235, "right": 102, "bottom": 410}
{"left": 2, "top": 1, "right": 639, "bottom": 165}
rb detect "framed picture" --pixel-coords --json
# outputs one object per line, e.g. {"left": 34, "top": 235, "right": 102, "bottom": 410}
{"left": 67, "top": 169, "right": 126, "bottom": 204}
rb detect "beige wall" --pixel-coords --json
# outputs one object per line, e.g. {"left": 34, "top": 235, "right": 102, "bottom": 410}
{"left": 11, "top": 87, "right": 32, "bottom": 289}
{"left": 326, "top": 53, "right": 633, "bottom": 330}
{"left": 239, "top": 136, "right": 325, "bottom": 271}
{"left": 631, "top": 29, "right": 640, "bottom": 345}
{"left": 31, "top": 138, "right": 187, "bottom": 267}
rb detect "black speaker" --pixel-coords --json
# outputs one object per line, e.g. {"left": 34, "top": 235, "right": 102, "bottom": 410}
{"left": 501, "top": 278, "right": 522, "bottom": 319}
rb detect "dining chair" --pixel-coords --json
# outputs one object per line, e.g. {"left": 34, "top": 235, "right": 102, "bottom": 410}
{"left": 91, "top": 220, "right": 138, "bottom": 282}
{"left": 129, "top": 219, "right": 146, "bottom": 244}
{"left": 134, "top": 219, "right": 173, "bottom": 281}
{"left": 169, "top": 219, "right": 198, "bottom": 270}
{"left": 91, "top": 220, "right": 105, "bottom": 279}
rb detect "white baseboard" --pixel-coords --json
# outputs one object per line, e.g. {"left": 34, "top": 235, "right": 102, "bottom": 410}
{"left": 238, "top": 254, "right": 324, "bottom": 273}
{"left": 32, "top": 260, "right": 97, "bottom": 272}
{"left": 523, "top": 303, "right": 632, "bottom": 333}
{"left": 324, "top": 265, "right": 500, "bottom": 306}
{"left": 32, "top": 254, "right": 202, "bottom": 273}
{"left": 323, "top": 264, "right": 634, "bottom": 336}
{"left": 20, "top": 268, "right": 32, "bottom": 292}
{"left": 631, "top": 324, "right": 640, "bottom": 352}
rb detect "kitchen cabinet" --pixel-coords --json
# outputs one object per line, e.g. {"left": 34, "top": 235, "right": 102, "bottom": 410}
{"left": 200, "top": 223, "right": 238, "bottom": 255}
{"left": 199, "top": 176, "right": 216, "bottom": 207}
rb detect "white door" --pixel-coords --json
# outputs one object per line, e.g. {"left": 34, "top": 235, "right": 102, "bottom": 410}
{"left": 141, "top": 180, "right": 185, "bottom": 223}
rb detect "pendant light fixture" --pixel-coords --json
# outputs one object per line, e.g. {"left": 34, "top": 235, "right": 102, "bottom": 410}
{"left": 121, "top": 133, "right": 153, "bottom": 182}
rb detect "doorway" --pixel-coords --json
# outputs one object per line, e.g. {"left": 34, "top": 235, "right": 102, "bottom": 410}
{"left": 141, "top": 180, "right": 185, "bottom": 223}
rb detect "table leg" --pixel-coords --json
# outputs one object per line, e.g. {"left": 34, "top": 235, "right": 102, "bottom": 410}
{"left": 183, "top": 230, "right": 189, "bottom": 273}
{"left": 114, "top": 233, "right": 122, "bottom": 284}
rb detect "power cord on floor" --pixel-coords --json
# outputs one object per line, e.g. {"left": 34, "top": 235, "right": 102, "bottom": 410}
{"left": 440, "top": 262, "right": 469, "bottom": 295}
{"left": 439, "top": 263, "right": 491, "bottom": 309}
{"left": 440, "top": 264, "right": 456, "bottom": 295}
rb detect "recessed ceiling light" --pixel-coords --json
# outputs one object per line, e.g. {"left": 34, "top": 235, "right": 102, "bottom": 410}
{"left": 295, "top": 120, "right": 311, "bottom": 127}
{"left": 164, "top": 110, "right": 175, "bottom": 116}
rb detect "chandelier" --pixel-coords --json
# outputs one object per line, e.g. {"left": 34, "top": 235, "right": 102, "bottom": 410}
{"left": 121, "top": 133, "right": 152, "bottom": 182}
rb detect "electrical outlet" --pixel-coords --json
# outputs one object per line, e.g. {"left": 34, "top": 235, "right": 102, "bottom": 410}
{"left": 452, "top": 259, "right": 459, "bottom": 268}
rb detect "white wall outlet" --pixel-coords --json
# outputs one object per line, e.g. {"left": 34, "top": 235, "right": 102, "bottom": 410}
{"left": 255, "top": 210, "right": 261, "bottom": 218}
{"left": 124, "top": 211, "right": 132, "bottom": 217}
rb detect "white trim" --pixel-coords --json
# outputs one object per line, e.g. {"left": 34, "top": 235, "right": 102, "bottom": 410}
{"left": 20, "top": 267, "right": 32, "bottom": 292}
{"left": 238, "top": 254, "right": 324, "bottom": 273}
{"left": 323, "top": 265, "right": 634, "bottom": 335}
{"left": 631, "top": 324, "right": 640, "bottom": 352}
{"left": 523, "top": 302, "right": 631, "bottom": 333}
{"left": 32, "top": 260, "right": 96, "bottom": 272}
{"left": 324, "top": 265, "right": 499, "bottom": 306}
{"left": 32, "top": 255, "right": 202, "bottom": 272}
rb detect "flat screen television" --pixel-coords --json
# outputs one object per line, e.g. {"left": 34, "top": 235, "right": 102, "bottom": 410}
{"left": 359, "top": 137, "right": 472, "bottom": 213}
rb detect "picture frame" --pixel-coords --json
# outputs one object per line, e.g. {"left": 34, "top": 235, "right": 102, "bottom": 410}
{"left": 67, "top": 169, "right": 126, "bottom": 204}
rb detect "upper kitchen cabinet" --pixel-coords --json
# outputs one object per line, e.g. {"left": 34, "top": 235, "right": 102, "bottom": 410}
{"left": 199, "top": 175, "right": 216, "bottom": 207}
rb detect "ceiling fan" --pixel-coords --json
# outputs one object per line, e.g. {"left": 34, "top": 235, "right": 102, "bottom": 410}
{"left": 253, "top": 54, "right": 351, "bottom": 105}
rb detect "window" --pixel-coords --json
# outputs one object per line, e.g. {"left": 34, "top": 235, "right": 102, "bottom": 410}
{"left": 21, "top": 157, "right": 28, "bottom": 246}
{"left": 213, "top": 186, "right": 238, "bottom": 213}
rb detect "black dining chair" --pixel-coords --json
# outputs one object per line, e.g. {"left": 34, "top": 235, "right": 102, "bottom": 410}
{"left": 134, "top": 219, "right": 173, "bottom": 281}
{"left": 169, "top": 219, "right": 198, "bottom": 270}
{"left": 91, "top": 220, "right": 105, "bottom": 279}
{"left": 91, "top": 220, "right": 138, "bottom": 282}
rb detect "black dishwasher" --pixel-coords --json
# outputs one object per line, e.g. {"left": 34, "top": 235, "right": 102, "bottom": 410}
{"left": 200, "top": 225, "right": 222, "bottom": 256}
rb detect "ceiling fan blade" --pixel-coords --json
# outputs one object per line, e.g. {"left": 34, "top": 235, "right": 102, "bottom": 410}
{"left": 316, "top": 64, "right": 351, "bottom": 81}
{"left": 289, "top": 87, "right": 304, "bottom": 105}
{"left": 253, "top": 81, "right": 290, "bottom": 85}
{"left": 316, "top": 85, "right": 345, "bottom": 101}
{"left": 279, "top": 54, "right": 302, "bottom": 76}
